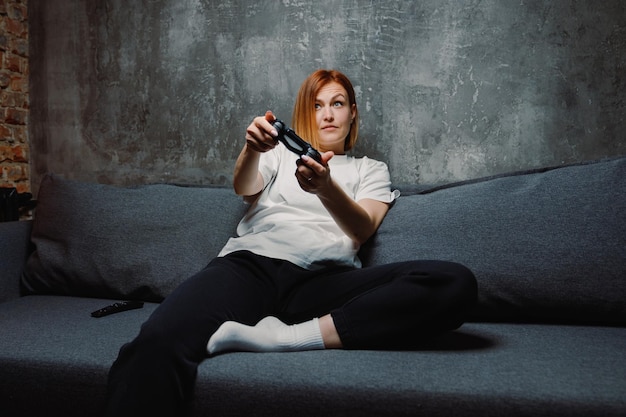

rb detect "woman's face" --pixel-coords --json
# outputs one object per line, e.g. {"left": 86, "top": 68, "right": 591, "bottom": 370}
{"left": 314, "top": 82, "right": 356, "bottom": 154}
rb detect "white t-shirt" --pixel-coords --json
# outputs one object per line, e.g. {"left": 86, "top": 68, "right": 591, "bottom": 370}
{"left": 218, "top": 145, "right": 399, "bottom": 269}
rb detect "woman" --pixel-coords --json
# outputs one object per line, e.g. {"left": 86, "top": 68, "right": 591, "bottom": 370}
{"left": 105, "top": 69, "right": 477, "bottom": 416}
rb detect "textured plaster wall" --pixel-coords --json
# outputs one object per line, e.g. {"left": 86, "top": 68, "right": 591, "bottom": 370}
{"left": 29, "top": 0, "right": 625, "bottom": 191}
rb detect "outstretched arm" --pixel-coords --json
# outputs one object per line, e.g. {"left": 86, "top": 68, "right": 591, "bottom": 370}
{"left": 233, "top": 111, "right": 278, "bottom": 197}
{"left": 233, "top": 145, "right": 264, "bottom": 197}
{"left": 296, "top": 153, "right": 390, "bottom": 245}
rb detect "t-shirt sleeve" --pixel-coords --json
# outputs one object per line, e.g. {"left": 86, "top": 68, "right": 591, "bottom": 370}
{"left": 355, "top": 156, "right": 400, "bottom": 203}
{"left": 257, "top": 147, "right": 281, "bottom": 189}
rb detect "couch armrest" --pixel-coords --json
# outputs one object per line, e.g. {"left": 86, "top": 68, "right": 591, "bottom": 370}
{"left": 0, "top": 220, "right": 32, "bottom": 303}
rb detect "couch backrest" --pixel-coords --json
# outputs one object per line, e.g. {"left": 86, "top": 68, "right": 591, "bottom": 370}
{"left": 21, "top": 157, "right": 626, "bottom": 325}
{"left": 361, "top": 157, "right": 626, "bottom": 325}
{"left": 22, "top": 175, "right": 246, "bottom": 302}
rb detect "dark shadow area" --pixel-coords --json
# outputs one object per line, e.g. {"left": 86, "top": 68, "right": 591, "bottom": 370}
{"left": 406, "top": 329, "right": 500, "bottom": 352}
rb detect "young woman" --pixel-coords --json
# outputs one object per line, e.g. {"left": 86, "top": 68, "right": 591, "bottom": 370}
{"left": 105, "top": 69, "right": 477, "bottom": 416}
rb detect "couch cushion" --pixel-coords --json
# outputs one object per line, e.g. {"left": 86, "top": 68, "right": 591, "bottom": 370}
{"left": 361, "top": 157, "right": 626, "bottom": 325}
{"left": 195, "top": 324, "right": 626, "bottom": 417}
{"left": 21, "top": 174, "right": 245, "bottom": 301}
{"left": 0, "top": 295, "right": 157, "bottom": 416}
{"left": 0, "top": 220, "right": 32, "bottom": 302}
{"left": 1, "top": 296, "right": 624, "bottom": 417}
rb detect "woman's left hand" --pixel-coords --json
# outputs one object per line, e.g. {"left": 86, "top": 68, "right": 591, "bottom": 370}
{"left": 295, "top": 151, "right": 334, "bottom": 194}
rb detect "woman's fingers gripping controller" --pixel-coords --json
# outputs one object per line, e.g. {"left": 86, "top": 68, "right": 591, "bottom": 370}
{"left": 246, "top": 111, "right": 278, "bottom": 153}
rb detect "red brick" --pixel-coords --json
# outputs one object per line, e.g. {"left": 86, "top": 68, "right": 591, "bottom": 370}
{"left": 0, "top": 123, "right": 11, "bottom": 139}
{"left": 6, "top": 54, "right": 20, "bottom": 72}
{"left": 9, "top": 74, "right": 27, "bottom": 92}
{"left": 2, "top": 164, "right": 29, "bottom": 182}
{"left": 5, "top": 18, "right": 26, "bottom": 37}
{"left": 0, "top": 146, "right": 9, "bottom": 160}
{"left": 13, "top": 144, "right": 27, "bottom": 162}
{"left": 15, "top": 182, "right": 30, "bottom": 194}
{"left": 0, "top": 148, "right": 7, "bottom": 161}
{"left": 0, "top": 124, "right": 26, "bottom": 143}
{"left": 0, "top": 144, "right": 27, "bottom": 162}
{"left": 11, "top": 125, "right": 27, "bottom": 143}
{"left": 0, "top": 0, "right": 30, "bottom": 193}
{"left": 1, "top": 91, "right": 28, "bottom": 108}
{"left": 5, "top": 107, "right": 27, "bottom": 125}
{"left": 1, "top": 90, "right": 13, "bottom": 107}
{"left": 0, "top": 70, "right": 9, "bottom": 88}
{"left": 10, "top": 37, "right": 28, "bottom": 57}
{"left": 7, "top": 4, "right": 27, "bottom": 22}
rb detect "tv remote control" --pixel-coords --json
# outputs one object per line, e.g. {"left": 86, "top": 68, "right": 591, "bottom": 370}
{"left": 91, "top": 300, "right": 144, "bottom": 318}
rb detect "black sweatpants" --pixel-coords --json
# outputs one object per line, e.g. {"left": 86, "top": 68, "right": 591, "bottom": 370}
{"left": 105, "top": 251, "right": 477, "bottom": 416}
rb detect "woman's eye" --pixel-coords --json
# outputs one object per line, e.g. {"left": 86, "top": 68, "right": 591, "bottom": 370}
{"left": 334, "top": 101, "right": 343, "bottom": 107}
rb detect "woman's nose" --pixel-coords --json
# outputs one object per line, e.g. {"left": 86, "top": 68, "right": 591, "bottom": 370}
{"left": 323, "top": 106, "right": 334, "bottom": 120}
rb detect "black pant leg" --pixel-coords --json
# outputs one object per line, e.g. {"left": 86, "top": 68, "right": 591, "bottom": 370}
{"left": 104, "top": 253, "right": 279, "bottom": 417}
{"left": 282, "top": 260, "right": 477, "bottom": 350}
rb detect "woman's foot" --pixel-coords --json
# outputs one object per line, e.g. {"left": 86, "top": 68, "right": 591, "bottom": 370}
{"left": 207, "top": 316, "right": 325, "bottom": 355}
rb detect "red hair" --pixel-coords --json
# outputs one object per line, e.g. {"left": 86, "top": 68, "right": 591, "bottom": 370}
{"left": 292, "top": 69, "right": 359, "bottom": 151}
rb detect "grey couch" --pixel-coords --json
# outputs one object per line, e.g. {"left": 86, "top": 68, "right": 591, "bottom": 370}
{"left": 1, "top": 156, "right": 625, "bottom": 417}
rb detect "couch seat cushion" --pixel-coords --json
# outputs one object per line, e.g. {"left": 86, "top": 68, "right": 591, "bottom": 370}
{"left": 1, "top": 296, "right": 624, "bottom": 417}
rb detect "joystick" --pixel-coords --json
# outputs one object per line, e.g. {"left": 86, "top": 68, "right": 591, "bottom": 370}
{"left": 272, "top": 119, "right": 323, "bottom": 163}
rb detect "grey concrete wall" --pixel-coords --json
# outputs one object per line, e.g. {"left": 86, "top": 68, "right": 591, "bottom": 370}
{"left": 29, "top": 0, "right": 625, "bottom": 192}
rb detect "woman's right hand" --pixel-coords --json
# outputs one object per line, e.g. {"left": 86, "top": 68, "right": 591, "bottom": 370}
{"left": 245, "top": 111, "right": 279, "bottom": 153}
{"left": 233, "top": 111, "right": 278, "bottom": 196}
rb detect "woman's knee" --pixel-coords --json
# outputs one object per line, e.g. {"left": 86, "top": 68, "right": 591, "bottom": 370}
{"left": 404, "top": 260, "right": 478, "bottom": 317}
{"left": 435, "top": 261, "right": 478, "bottom": 329}
{"left": 452, "top": 262, "right": 477, "bottom": 304}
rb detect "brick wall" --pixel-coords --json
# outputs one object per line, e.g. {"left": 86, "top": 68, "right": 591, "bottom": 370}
{"left": 0, "top": 0, "right": 29, "bottom": 194}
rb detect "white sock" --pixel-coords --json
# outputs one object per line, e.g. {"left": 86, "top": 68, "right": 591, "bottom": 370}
{"left": 207, "top": 316, "right": 325, "bottom": 355}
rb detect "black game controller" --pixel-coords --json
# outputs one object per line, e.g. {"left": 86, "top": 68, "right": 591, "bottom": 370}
{"left": 272, "top": 119, "right": 323, "bottom": 164}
